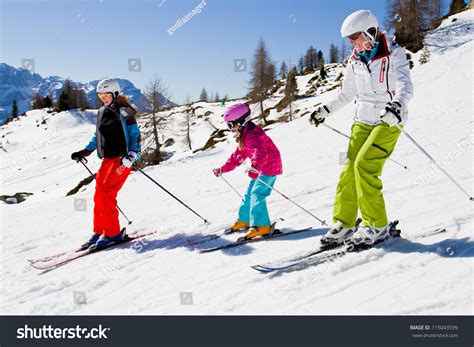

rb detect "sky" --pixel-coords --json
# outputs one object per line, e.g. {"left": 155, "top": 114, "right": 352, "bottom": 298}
{"left": 0, "top": 0, "right": 447, "bottom": 104}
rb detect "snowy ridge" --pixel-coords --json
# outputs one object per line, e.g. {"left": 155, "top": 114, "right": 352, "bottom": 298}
{"left": 0, "top": 11, "right": 473, "bottom": 315}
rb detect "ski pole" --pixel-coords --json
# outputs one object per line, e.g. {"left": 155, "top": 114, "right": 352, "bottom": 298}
{"left": 220, "top": 175, "right": 243, "bottom": 199}
{"left": 134, "top": 166, "right": 210, "bottom": 224}
{"left": 396, "top": 125, "right": 473, "bottom": 201}
{"left": 321, "top": 122, "right": 408, "bottom": 170}
{"left": 255, "top": 176, "right": 327, "bottom": 226}
{"left": 77, "top": 158, "right": 133, "bottom": 224}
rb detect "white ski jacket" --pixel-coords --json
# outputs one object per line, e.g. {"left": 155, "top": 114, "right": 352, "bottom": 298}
{"left": 327, "top": 33, "right": 414, "bottom": 125}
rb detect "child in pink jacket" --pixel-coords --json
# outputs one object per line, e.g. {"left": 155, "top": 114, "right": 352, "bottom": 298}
{"left": 213, "top": 103, "right": 282, "bottom": 239}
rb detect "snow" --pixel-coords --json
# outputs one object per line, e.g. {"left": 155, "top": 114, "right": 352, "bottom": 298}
{"left": 0, "top": 11, "right": 473, "bottom": 315}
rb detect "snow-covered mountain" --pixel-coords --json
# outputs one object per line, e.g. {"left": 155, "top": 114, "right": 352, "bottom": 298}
{"left": 0, "top": 63, "right": 175, "bottom": 124}
{"left": 0, "top": 10, "right": 472, "bottom": 315}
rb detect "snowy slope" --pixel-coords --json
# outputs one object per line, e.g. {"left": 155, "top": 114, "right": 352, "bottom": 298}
{"left": 0, "top": 11, "right": 473, "bottom": 315}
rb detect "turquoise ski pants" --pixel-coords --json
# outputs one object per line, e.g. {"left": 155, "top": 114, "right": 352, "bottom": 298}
{"left": 238, "top": 175, "right": 277, "bottom": 226}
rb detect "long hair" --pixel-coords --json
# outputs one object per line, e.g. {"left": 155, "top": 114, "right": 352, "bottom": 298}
{"left": 235, "top": 122, "right": 255, "bottom": 149}
{"left": 114, "top": 95, "right": 137, "bottom": 113}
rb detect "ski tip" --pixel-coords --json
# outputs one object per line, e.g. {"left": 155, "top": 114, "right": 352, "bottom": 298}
{"left": 250, "top": 265, "right": 271, "bottom": 273}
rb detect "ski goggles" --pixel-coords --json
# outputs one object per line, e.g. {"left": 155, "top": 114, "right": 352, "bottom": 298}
{"left": 348, "top": 32, "right": 362, "bottom": 40}
{"left": 97, "top": 92, "right": 111, "bottom": 100}
{"left": 227, "top": 121, "right": 239, "bottom": 129}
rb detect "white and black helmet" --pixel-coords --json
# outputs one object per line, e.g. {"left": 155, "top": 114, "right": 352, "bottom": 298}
{"left": 340, "top": 10, "right": 379, "bottom": 44}
{"left": 96, "top": 78, "right": 121, "bottom": 98}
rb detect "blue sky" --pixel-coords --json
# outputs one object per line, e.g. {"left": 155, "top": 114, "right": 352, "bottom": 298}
{"left": 0, "top": 0, "right": 443, "bottom": 104}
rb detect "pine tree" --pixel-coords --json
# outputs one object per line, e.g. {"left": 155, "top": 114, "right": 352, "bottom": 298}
{"left": 57, "top": 90, "right": 70, "bottom": 111}
{"left": 279, "top": 61, "right": 288, "bottom": 79}
{"left": 12, "top": 99, "right": 19, "bottom": 118}
{"left": 318, "top": 51, "right": 326, "bottom": 79}
{"left": 43, "top": 95, "right": 53, "bottom": 108}
{"left": 304, "top": 46, "right": 318, "bottom": 73}
{"left": 31, "top": 92, "right": 44, "bottom": 109}
{"left": 329, "top": 43, "right": 339, "bottom": 64}
{"left": 199, "top": 88, "right": 208, "bottom": 102}
{"left": 284, "top": 68, "right": 298, "bottom": 121}
{"left": 214, "top": 92, "right": 220, "bottom": 102}
{"left": 418, "top": 46, "right": 431, "bottom": 64}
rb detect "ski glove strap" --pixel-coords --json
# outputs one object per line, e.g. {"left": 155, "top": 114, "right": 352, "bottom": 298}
{"left": 310, "top": 105, "right": 330, "bottom": 127}
{"left": 245, "top": 166, "right": 259, "bottom": 179}
{"left": 380, "top": 101, "right": 402, "bottom": 126}
{"left": 71, "top": 149, "right": 92, "bottom": 162}
{"left": 121, "top": 151, "right": 140, "bottom": 168}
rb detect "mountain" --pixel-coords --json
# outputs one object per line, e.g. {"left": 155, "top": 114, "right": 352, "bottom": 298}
{"left": 0, "top": 63, "right": 175, "bottom": 124}
{"left": 0, "top": 9, "right": 472, "bottom": 315}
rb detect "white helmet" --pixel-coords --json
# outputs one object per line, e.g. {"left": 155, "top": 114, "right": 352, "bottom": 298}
{"left": 340, "top": 10, "right": 379, "bottom": 44}
{"left": 96, "top": 78, "right": 121, "bottom": 98}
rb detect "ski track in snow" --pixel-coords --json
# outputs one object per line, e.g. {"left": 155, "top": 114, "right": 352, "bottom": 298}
{"left": 0, "top": 11, "right": 473, "bottom": 315}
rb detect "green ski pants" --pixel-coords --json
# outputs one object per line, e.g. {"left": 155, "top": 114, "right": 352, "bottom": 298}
{"left": 333, "top": 122, "right": 401, "bottom": 228}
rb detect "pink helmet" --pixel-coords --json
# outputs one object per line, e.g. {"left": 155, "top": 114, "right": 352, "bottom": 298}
{"left": 223, "top": 103, "right": 251, "bottom": 128}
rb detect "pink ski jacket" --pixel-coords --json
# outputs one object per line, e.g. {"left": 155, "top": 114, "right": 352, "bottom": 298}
{"left": 221, "top": 123, "right": 282, "bottom": 176}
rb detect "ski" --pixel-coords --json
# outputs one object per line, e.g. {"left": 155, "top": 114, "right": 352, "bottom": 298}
{"left": 251, "top": 224, "right": 447, "bottom": 273}
{"left": 187, "top": 227, "right": 249, "bottom": 245}
{"left": 27, "top": 227, "right": 127, "bottom": 264}
{"left": 249, "top": 217, "right": 363, "bottom": 269}
{"left": 187, "top": 218, "right": 284, "bottom": 246}
{"left": 198, "top": 226, "right": 314, "bottom": 253}
{"left": 29, "top": 230, "right": 158, "bottom": 270}
{"left": 251, "top": 221, "right": 401, "bottom": 273}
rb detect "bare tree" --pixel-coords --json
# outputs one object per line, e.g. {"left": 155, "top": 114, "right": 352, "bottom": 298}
{"left": 304, "top": 46, "right": 318, "bottom": 73}
{"left": 448, "top": 0, "right": 466, "bottom": 16}
{"left": 385, "top": 0, "right": 432, "bottom": 52}
{"left": 144, "top": 76, "right": 172, "bottom": 164}
{"left": 340, "top": 39, "right": 349, "bottom": 63}
{"left": 248, "top": 37, "right": 275, "bottom": 123}
{"left": 298, "top": 55, "right": 305, "bottom": 74}
{"left": 428, "top": 0, "right": 444, "bottom": 23}
{"left": 180, "top": 107, "right": 193, "bottom": 150}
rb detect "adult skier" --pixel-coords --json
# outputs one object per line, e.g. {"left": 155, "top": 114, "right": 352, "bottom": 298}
{"left": 310, "top": 10, "right": 413, "bottom": 245}
{"left": 70, "top": 78, "right": 141, "bottom": 249}
{"left": 212, "top": 103, "right": 283, "bottom": 239}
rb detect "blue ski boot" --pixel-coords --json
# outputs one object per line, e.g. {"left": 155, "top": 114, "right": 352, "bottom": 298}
{"left": 89, "top": 228, "right": 127, "bottom": 251}
{"left": 80, "top": 233, "right": 101, "bottom": 250}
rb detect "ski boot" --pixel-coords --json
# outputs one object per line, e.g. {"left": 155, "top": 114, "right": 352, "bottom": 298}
{"left": 350, "top": 224, "right": 391, "bottom": 245}
{"left": 89, "top": 228, "right": 127, "bottom": 251}
{"left": 244, "top": 225, "right": 272, "bottom": 239}
{"left": 80, "top": 233, "right": 101, "bottom": 250}
{"left": 228, "top": 220, "right": 250, "bottom": 233}
{"left": 320, "top": 221, "right": 358, "bottom": 245}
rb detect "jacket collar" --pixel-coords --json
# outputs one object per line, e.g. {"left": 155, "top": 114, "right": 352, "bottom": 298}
{"left": 352, "top": 33, "right": 391, "bottom": 64}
